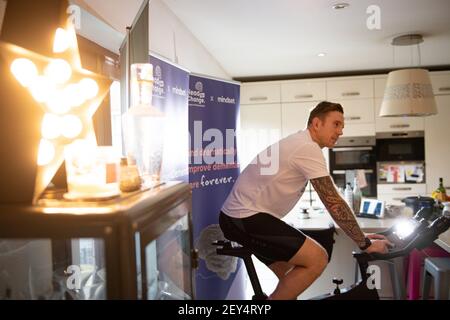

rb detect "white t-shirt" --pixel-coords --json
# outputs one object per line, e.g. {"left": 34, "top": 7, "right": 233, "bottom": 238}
{"left": 222, "top": 129, "right": 329, "bottom": 219}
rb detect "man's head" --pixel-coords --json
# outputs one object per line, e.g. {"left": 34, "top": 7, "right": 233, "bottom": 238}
{"left": 307, "top": 101, "right": 344, "bottom": 148}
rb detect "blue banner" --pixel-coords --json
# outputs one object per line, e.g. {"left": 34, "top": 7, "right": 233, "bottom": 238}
{"left": 150, "top": 55, "right": 189, "bottom": 182}
{"left": 188, "top": 75, "right": 244, "bottom": 300}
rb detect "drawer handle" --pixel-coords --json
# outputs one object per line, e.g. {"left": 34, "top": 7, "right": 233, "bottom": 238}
{"left": 295, "top": 94, "right": 314, "bottom": 99}
{"left": 439, "top": 87, "right": 450, "bottom": 92}
{"left": 249, "top": 96, "right": 268, "bottom": 101}
{"left": 342, "top": 92, "right": 360, "bottom": 97}
{"left": 393, "top": 187, "right": 412, "bottom": 191}
{"left": 446, "top": 187, "right": 450, "bottom": 190}
{"left": 393, "top": 197, "right": 404, "bottom": 201}
{"left": 344, "top": 116, "right": 361, "bottom": 121}
{"left": 390, "top": 124, "right": 410, "bottom": 129}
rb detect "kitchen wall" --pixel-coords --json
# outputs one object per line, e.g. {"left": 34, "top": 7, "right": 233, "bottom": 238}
{"left": 83, "top": 0, "right": 230, "bottom": 79}
{"left": 149, "top": 0, "right": 230, "bottom": 79}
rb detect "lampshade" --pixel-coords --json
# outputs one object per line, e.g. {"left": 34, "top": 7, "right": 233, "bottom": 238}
{"left": 379, "top": 68, "right": 437, "bottom": 117}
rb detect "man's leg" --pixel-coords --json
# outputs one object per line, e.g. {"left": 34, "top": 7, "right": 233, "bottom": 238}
{"left": 269, "top": 237, "right": 328, "bottom": 300}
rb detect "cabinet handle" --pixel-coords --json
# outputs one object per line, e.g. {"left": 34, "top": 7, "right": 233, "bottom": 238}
{"left": 393, "top": 187, "right": 412, "bottom": 191}
{"left": 249, "top": 96, "right": 268, "bottom": 101}
{"left": 390, "top": 124, "right": 410, "bottom": 128}
{"left": 445, "top": 187, "right": 450, "bottom": 190}
{"left": 342, "top": 92, "right": 360, "bottom": 97}
{"left": 294, "top": 94, "right": 313, "bottom": 99}
{"left": 439, "top": 87, "right": 450, "bottom": 92}
{"left": 344, "top": 116, "right": 361, "bottom": 121}
{"left": 392, "top": 197, "right": 404, "bottom": 201}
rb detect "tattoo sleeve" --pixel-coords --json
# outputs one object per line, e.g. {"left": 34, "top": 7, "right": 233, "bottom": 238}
{"left": 310, "top": 176, "right": 366, "bottom": 248}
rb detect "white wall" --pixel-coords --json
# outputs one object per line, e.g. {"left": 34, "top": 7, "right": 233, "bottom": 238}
{"left": 148, "top": 0, "right": 230, "bottom": 79}
{"left": 83, "top": 0, "right": 230, "bottom": 79}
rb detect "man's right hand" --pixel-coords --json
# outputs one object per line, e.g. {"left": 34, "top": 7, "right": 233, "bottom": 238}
{"left": 364, "top": 239, "right": 393, "bottom": 254}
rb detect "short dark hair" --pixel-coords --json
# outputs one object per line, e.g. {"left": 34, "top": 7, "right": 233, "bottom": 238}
{"left": 307, "top": 101, "right": 344, "bottom": 126}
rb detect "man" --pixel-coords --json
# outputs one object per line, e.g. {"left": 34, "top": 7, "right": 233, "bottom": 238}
{"left": 219, "top": 101, "right": 392, "bottom": 300}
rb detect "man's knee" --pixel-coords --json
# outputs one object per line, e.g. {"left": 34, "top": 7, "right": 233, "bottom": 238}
{"left": 289, "top": 237, "right": 329, "bottom": 273}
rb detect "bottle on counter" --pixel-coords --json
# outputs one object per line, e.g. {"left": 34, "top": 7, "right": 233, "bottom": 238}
{"left": 352, "top": 177, "right": 362, "bottom": 214}
{"left": 432, "top": 177, "right": 448, "bottom": 202}
{"left": 344, "top": 182, "right": 354, "bottom": 212}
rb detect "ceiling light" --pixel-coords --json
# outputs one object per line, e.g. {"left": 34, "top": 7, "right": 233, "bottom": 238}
{"left": 332, "top": 3, "right": 349, "bottom": 10}
{"left": 317, "top": 53, "right": 326, "bottom": 57}
{"left": 380, "top": 34, "right": 437, "bottom": 117}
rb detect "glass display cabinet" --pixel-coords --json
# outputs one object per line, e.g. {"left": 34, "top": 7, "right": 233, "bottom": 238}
{"left": 0, "top": 181, "right": 195, "bottom": 300}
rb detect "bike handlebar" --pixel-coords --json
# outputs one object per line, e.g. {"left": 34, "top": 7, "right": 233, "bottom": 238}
{"left": 353, "top": 215, "right": 450, "bottom": 264}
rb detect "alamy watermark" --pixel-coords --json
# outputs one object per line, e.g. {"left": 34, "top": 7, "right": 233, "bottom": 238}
{"left": 67, "top": 5, "right": 81, "bottom": 30}
{"left": 366, "top": 5, "right": 381, "bottom": 30}
{"left": 366, "top": 265, "right": 381, "bottom": 290}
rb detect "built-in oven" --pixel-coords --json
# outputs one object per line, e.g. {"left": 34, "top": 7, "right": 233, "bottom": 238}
{"left": 329, "top": 136, "right": 377, "bottom": 198}
{"left": 376, "top": 131, "right": 424, "bottom": 162}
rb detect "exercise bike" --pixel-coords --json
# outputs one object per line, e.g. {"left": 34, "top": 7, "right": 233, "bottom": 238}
{"left": 214, "top": 210, "right": 450, "bottom": 300}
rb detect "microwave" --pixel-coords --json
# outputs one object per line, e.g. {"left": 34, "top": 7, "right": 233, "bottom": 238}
{"left": 376, "top": 131, "right": 424, "bottom": 162}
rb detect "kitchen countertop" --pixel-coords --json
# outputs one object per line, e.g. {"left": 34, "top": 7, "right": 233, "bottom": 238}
{"left": 284, "top": 210, "right": 397, "bottom": 232}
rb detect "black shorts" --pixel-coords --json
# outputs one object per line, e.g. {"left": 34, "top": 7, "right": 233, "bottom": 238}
{"left": 219, "top": 211, "right": 307, "bottom": 267}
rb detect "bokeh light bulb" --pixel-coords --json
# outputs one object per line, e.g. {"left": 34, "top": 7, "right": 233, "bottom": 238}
{"left": 41, "top": 113, "right": 61, "bottom": 140}
{"left": 61, "top": 115, "right": 83, "bottom": 138}
{"left": 46, "top": 90, "right": 71, "bottom": 114}
{"left": 30, "top": 76, "right": 55, "bottom": 103}
{"left": 63, "top": 84, "right": 85, "bottom": 107}
{"left": 79, "top": 78, "right": 99, "bottom": 100}
{"left": 37, "top": 139, "right": 55, "bottom": 166}
{"left": 10, "top": 58, "right": 38, "bottom": 87}
{"left": 53, "top": 28, "right": 70, "bottom": 53}
{"left": 45, "top": 59, "right": 72, "bottom": 84}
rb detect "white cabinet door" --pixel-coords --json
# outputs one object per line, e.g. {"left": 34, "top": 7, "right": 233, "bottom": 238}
{"left": 335, "top": 99, "right": 375, "bottom": 137}
{"left": 281, "top": 81, "right": 326, "bottom": 103}
{"left": 374, "top": 77, "right": 387, "bottom": 98}
{"left": 281, "top": 102, "right": 315, "bottom": 137}
{"left": 430, "top": 73, "right": 450, "bottom": 96}
{"left": 374, "top": 98, "right": 424, "bottom": 132}
{"left": 327, "top": 78, "right": 374, "bottom": 100}
{"left": 425, "top": 95, "right": 450, "bottom": 194}
{"left": 239, "top": 103, "right": 282, "bottom": 168}
{"left": 240, "top": 83, "right": 280, "bottom": 105}
{"left": 378, "top": 184, "right": 427, "bottom": 206}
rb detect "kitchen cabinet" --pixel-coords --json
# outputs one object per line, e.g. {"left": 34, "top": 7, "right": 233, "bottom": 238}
{"left": 327, "top": 78, "right": 374, "bottom": 100}
{"left": 281, "top": 101, "right": 315, "bottom": 137}
{"left": 374, "top": 77, "right": 387, "bottom": 98}
{"left": 240, "top": 82, "right": 280, "bottom": 105}
{"left": 377, "top": 183, "right": 427, "bottom": 206}
{"left": 335, "top": 98, "right": 375, "bottom": 137}
{"left": 425, "top": 94, "right": 450, "bottom": 194}
{"left": 430, "top": 72, "right": 450, "bottom": 96}
{"left": 239, "top": 103, "right": 282, "bottom": 168}
{"left": 375, "top": 98, "right": 424, "bottom": 132}
{"left": 281, "top": 80, "right": 326, "bottom": 103}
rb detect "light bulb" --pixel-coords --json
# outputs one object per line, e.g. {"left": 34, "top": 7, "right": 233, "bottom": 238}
{"left": 41, "top": 113, "right": 61, "bottom": 140}
{"left": 63, "top": 84, "right": 85, "bottom": 107}
{"left": 10, "top": 58, "right": 38, "bottom": 87}
{"left": 79, "top": 78, "right": 99, "bottom": 100}
{"left": 53, "top": 28, "right": 70, "bottom": 53}
{"left": 45, "top": 59, "right": 72, "bottom": 84}
{"left": 30, "top": 76, "right": 55, "bottom": 103}
{"left": 46, "top": 90, "right": 71, "bottom": 114}
{"left": 61, "top": 115, "right": 83, "bottom": 138}
{"left": 37, "top": 139, "right": 55, "bottom": 166}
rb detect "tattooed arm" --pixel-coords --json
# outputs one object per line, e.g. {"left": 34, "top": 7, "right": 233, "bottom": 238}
{"left": 310, "top": 176, "right": 367, "bottom": 248}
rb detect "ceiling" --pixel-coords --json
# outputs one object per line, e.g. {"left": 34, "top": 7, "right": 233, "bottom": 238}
{"left": 162, "top": 0, "right": 450, "bottom": 80}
